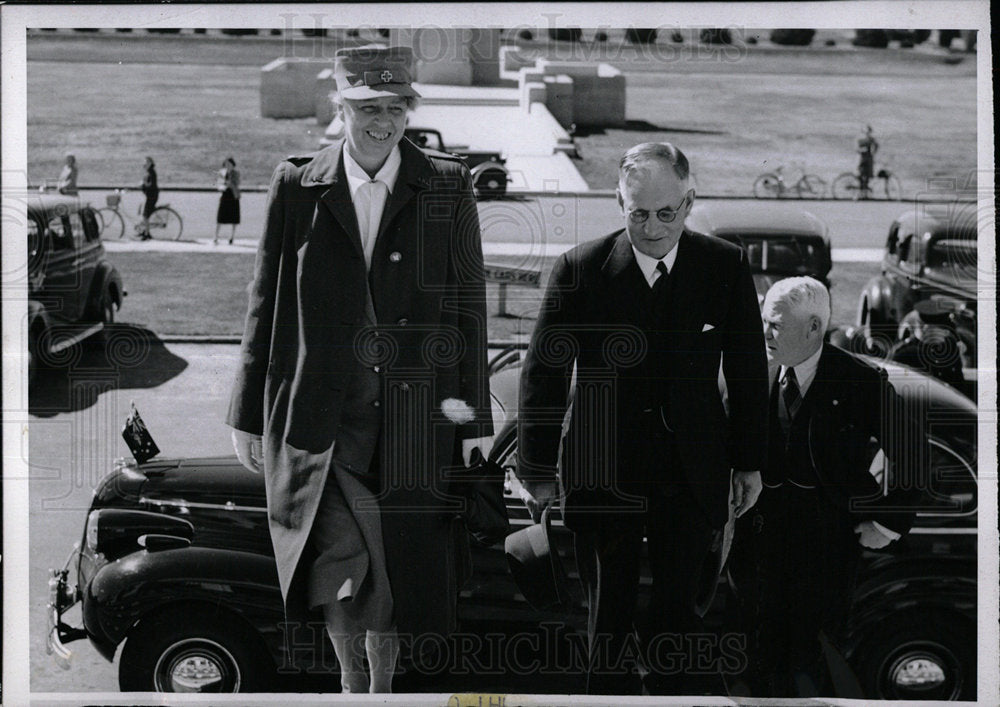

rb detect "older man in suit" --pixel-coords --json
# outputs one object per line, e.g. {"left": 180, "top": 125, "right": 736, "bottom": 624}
{"left": 749, "top": 276, "right": 926, "bottom": 697}
{"left": 227, "top": 46, "right": 493, "bottom": 693}
{"left": 517, "top": 142, "right": 770, "bottom": 695}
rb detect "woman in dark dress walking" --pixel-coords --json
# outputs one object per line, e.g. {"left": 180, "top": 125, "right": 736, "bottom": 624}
{"left": 214, "top": 156, "right": 241, "bottom": 245}
{"left": 138, "top": 156, "right": 158, "bottom": 240}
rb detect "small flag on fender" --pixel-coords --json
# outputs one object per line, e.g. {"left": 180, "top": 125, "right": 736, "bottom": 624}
{"left": 122, "top": 401, "right": 160, "bottom": 464}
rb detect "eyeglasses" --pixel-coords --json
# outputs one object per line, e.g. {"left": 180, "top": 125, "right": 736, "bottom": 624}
{"left": 626, "top": 192, "right": 693, "bottom": 224}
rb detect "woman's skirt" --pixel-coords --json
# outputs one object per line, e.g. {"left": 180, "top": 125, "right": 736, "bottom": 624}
{"left": 217, "top": 188, "right": 241, "bottom": 224}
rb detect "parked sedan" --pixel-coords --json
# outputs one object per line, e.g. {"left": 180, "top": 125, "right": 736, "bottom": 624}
{"left": 47, "top": 354, "right": 977, "bottom": 699}
{"left": 858, "top": 202, "right": 977, "bottom": 349}
{"left": 27, "top": 193, "right": 125, "bottom": 383}
{"left": 685, "top": 201, "right": 832, "bottom": 298}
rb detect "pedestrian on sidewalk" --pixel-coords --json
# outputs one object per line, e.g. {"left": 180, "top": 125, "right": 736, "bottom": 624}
{"left": 138, "top": 156, "right": 158, "bottom": 240}
{"left": 57, "top": 153, "right": 78, "bottom": 195}
{"left": 214, "top": 156, "right": 241, "bottom": 245}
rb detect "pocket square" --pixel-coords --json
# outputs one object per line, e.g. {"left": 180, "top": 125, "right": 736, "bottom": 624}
{"left": 702, "top": 323, "right": 716, "bottom": 332}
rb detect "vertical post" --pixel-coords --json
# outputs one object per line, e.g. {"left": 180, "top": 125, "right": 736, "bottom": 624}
{"left": 497, "top": 283, "right": 508, "bottom": 317}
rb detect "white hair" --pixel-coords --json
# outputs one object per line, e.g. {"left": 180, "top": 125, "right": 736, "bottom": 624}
{"left": 766, "top": 276, "right": 831, "bottom": 332}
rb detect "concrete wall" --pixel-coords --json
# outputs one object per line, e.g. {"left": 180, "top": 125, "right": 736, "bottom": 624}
{"left": 511, "top": 56, "right": 626, "bottom": 129}
{"left": 261, "top": 57, "right": 334, "bottom": 119}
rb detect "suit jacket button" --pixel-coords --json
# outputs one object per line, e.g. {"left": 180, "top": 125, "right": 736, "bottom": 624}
{"left": 389, "top": 251, "right": 402, "bottom": 263}
{"left": 372, "top": 400, "right": 381, "bottom": 408}
{"left": 373, "top": 366, "right": 381, "bottom": 373}
{"left": 399, "top": 382, "right": 410, "bottom": 392}
{"left": 396, "top": 317, "right": 408, "bottom": 326}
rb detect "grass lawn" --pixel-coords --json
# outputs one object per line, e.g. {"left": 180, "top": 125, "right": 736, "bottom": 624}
{"left": 26, "top": 33, "right": 977, "bottom": 196}
{"left": 108, "top": 251, "right": 876, "bottom": 339}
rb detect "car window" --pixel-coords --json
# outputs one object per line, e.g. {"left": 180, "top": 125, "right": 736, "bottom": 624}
{"left": 80, "top": 208, "right": 101, "bottom": 242}
{"left": 886, "top": 222, "right": 900, "bottom": 256}
{"left": 28, "top": 216, "right": 43, "bottom": 268}
{"left": 740, "top": 236, "right": 825, "bottom": 275}
{"left": 927, "top": 238, "right": 977, "bottom": 271}
{"left": 68, "top": 212, "right": 87, "bottom": 248}
{"left": 897, "top": 234, "right": 913, "bottom": 263}
{"left": 48, "top": 215, "right": 74, "bottom": 251}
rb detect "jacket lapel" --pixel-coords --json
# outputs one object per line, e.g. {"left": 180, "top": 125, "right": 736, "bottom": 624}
{"left": 600, "top": 231, "right": 649, "bottom": 321}
{"left": 656, "top": 231, "right": 699, "bottom": 331}
{"left": 371, "top": 139, "right": 434, "bottom": 264}
{"left": 300, "top": 140, "right": 365, "bottom": 262}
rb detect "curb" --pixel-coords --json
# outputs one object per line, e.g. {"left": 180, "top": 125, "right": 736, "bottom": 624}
{"left": 158, "top": 334, "right": 531, "bottom": 349}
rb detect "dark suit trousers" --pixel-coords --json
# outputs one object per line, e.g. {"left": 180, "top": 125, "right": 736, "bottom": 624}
{"left": 755, "top": 484, "right": 861, "bottom": 697}
{"left": 574, "top": 484, "right": 715, "bottom": 695}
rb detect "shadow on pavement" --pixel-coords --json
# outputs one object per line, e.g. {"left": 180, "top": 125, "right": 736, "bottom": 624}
{"left": 29, "top": 324, "right": 188, "bottom": 418}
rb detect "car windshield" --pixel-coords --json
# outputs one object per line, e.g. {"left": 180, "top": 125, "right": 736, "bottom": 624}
{"left": 927, "top": 238, "right": 977, "bottom": 272}
{"left": 737, "top": 236, "right": 827, "bottom": 275}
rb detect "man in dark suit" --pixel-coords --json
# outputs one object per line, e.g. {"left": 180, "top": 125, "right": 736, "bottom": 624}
{"left": 750, "top": 276, "right": 925, "bottom": 697}
{"left": 517, "top": 142, "right": 770, "bottom": 695}
{"left": 228, "top": 46, "right": 493, "bottom": 692}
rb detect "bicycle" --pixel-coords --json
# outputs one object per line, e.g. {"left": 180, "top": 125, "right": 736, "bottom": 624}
{"left": 753, "top": 164, "right": 827, "bottom": 199}
{"left": 96, "top": 189, "right": 183, "bottom": 240}
{"left": 832, "top": 165, "right": 902, "bottom": 200}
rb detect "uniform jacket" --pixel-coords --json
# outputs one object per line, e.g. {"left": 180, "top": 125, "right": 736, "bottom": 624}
{"left": 517, "top": 229, "right": 769, "bottom": 531}
{"left": 226, "top": 137, "right": 493, "bottom": 638}
{"left": 764, "top": 343, "right": 926, "bottom": 535}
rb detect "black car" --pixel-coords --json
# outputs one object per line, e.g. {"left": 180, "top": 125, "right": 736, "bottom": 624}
{"left": 685, "top": 201, "right": 833, "bottom": 299}
{"left": 858, "top": 202, "right": 977, "bottom": 353}
{"left": 47, "top": 355, "right": 978, "bottom": 699}
{"left": 27, "top": 193, "right": 125, "bottom": 383}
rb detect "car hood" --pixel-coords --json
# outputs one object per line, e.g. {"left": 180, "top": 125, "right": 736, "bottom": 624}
{"left": 100, "top": 456, "right": 265, "bottom": 511}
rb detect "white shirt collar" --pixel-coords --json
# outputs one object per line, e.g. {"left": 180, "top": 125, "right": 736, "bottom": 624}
{"left": 781, "top": 343, "right": 824, "bottom": 396}
{"left": 343, "top": 144, "right": 401, "bottom": 198}
{"left": 631, "top": 238, "right": 680, "bottom": 287}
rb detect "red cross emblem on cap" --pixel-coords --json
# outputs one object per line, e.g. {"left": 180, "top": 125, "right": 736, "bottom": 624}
{"left": 380, "top": 70, "right": 393, "bottom": 83}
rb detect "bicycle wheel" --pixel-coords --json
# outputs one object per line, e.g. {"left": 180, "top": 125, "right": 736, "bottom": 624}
{"left": 796, "top": 174, "right": 827, "bottom": 199}
{"left": 753, "top": 173, "right": 781, "bottom": 198}
{"left": 148, "top": 206, "right": 183, "bottom": 240}
{"left": 97, "top": 208, "right": 125, "bottom": 240}
{"left": 832, "top": 173, "right": 861, "bottom": 200}
{"left": 883, "top": 174, "right": 902, "bottom": 200}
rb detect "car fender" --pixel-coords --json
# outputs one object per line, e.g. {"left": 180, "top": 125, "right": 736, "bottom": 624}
{"left": 85, "top": 262, "right": 124, "bottom": 319}
{"left": 28, "top": 299, "right": 51, "bottom": 333}
{"left": 470, "top": 161, "right": 509, "bottom": 180}
{"left": 845, "top": 554, "right": 976, "bottom": 653}
{"left": 858, "top": 275, "right": 893, "bottom": 329}
{"left": 84, "top": 546, "right": 282, "bottom": 648}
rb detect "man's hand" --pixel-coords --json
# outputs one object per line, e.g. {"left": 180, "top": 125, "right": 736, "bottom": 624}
{"left": 462, "top": 435, "right": 494, "bottom": 467}
{"left": 855, "top": 521, "right": 894, "bottom": 549}
{"left": 518, "top": 481, "right": 558, "bottom": 523}
{"left": 232, "top": 429, "right": 263, "bottom": 473}
{"left": 732, "top": 470, "right": 762, "bottom": 518}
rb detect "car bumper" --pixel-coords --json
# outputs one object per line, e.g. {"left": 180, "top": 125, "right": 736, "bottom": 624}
{"left": 46, "top": 568, "right": 87, "bottom": 669}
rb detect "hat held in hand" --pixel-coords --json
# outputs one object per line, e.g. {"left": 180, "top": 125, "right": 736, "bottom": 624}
{"left": 504, "top": 507, "right": 576, "bottom": 612}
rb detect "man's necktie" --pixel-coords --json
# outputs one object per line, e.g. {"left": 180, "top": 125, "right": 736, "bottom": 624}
{"left": 781, "top": 367, "right": 802, "bottom": 420}
{"left": 650, "top": 261, "right": 670, "bottom": 297}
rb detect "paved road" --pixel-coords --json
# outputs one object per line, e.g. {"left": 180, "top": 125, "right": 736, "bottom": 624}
{"left": 79, "top": 188, "right": 916, "bottom": 259}
{"left": 24, "top": 342, "right": 241, "bottom": 694}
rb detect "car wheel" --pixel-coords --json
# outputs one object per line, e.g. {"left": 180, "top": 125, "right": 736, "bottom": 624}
{"left": 854, "top": 615, "right": 975, "bottom": 700}
{"left": 118, "top": 608, "right": 273, "bottom": 693}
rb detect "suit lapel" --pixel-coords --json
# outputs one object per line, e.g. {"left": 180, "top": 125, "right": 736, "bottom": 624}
{"left": 304, "top": 142, "right": 365, "bottom": 262}
{"left": 600, "top": 231, "right": 649, "bottom": 323}
{"left": 657, "top": 232, "right": 700, "bottom": 331}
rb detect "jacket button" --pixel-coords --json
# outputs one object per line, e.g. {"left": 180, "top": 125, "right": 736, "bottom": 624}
{"left": 399, "top": 382, "right": 410, "bottom": 392}
{"left": 373, "top": 366, "right": 381, "bottom": 373}
{"left": 372, "top": 400, "right": 381, "bottom": 408}
{"left": 396, "top": 318, "right": 408, "bottom": 326}
{"left": 389, "top": 251, "right": 402, "bottom": 263}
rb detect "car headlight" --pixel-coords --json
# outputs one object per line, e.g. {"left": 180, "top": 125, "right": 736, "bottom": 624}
{"left": 85, "top": 510, "right": 100, "bottom": 553}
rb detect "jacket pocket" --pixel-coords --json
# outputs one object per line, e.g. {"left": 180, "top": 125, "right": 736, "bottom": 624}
{"left": 284, "top": 373, "right": 344, "bottom": 453}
